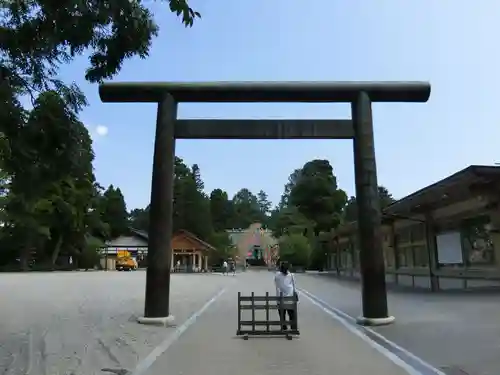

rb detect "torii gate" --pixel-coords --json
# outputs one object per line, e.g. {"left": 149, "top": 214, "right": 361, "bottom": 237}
{"left": 99, "top": 81, "right": 430, "bottom": 326}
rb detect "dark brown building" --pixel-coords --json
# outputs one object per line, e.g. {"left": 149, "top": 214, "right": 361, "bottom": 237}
{"left": 328, "top": 165, "right": 500, "bottom": 291}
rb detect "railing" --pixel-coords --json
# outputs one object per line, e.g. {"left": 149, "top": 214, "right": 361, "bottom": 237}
{"left": 237, "top": 292, "right": 299, "bottom": 340}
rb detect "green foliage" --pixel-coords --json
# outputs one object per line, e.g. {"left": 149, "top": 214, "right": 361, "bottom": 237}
{"left": 277, "top": 168, "right": 302, "bottom": 210}
{"left": 343, "top": 186, "right": 396, "bottom": 222}
{"left": 1, "top": 0, "right": 200, "bottom": 111}
{"left": 129, "top": 206, "right": 150, "bottom": 231}
{"left": 271, "top": 161, "right": 396, "bottom": 270}
{"left": 278, "top": 234, "right": 311, "bottom": 268}
{"left": 172, "top": 159, "right": 213, "bottom": 240}
{"left": 308, "top": 232, "right": 331, "bottom": 270}
{"left": 269, "top": 205, "right": 313, "bottom": 239}
{"left": 207, "top": 232, "right": 236, "bottom": 265}
{"left": 129, "top": 159, "right": 215, "bottom": 240}
{"left": 257, "top": 190, "right": 272, "bottom": 216}
{"left": 288, "top": 160, "right": 347, "bottom": 235}
{"left": 232, "top": 188, "right": 266, "bottom": 228}
{"left": 100, "top": 185, "right": 129, "bottom": 238}
{"left": 0, "top": 90, "right": 103, "bottom": 268}
{"left": 191, "top": 164, "right": 204, "bottom": 191}
{"left": 79, "top": 236, "right": 104, "bottom": 270}
{"left": 209, "top": 189, "right": 234, "bottom": 232}
{"left": 0, "top": 0, "right": 203, "bottom": 270}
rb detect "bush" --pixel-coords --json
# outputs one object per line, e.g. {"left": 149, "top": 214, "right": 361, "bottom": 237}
{"left": 79, "top": 237, "right": 103, "bottom": 270}
{"left": 207, "top": 232, "right": 236, "bottom": 266}
{"left": 308, "top": 234, "right": 330, "bottom": 271}
{"left": 278, "top": 234, "right": 311, "bottom": 269}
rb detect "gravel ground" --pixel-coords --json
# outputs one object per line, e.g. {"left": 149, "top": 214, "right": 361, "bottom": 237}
{"left": 6, "top": 270, "right": 496, "bottom": 375}
{"left": 0, "top": 271, "right": 231, "bottom": 375}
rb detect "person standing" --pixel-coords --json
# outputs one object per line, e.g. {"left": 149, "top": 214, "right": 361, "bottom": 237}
{"left": 222, "top": 260, "right": 228, "bottom": 275}
{"left": 274, "top": 261, "right": 298, "bottom": 331}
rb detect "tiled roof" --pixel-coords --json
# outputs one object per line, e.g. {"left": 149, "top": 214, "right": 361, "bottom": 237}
{"left": 128, "top": 227, "right": 216, "bottom": 250}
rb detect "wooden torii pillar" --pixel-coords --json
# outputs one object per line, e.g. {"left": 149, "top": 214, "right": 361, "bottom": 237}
{"left": 98, "top": 81, "right": 431, "bottom": 326}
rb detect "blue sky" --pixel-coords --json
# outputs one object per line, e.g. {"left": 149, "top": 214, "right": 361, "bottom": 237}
{"left": 58, "top": 1, "right": 500, "bottom": 210}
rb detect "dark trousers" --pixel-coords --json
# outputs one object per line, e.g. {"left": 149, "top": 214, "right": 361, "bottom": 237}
{"left": 278, "top": 308, "right": 297, "bottom": 331}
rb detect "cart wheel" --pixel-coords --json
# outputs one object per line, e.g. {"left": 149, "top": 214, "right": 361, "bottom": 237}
{"left": 243, "top": 334, "right": 249, "bottom": 341}
{"left": 286, "top": 334, "right": 292, "bottom": 340}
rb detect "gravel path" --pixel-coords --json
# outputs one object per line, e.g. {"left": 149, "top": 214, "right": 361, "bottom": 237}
{"left": 0, "top": 271, "right": 231, "bottom": 375}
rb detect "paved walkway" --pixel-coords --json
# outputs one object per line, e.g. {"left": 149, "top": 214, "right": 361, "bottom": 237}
{"left": 141, "top": 272, "right": 412, "bottom": 375}
{"left": 298, "top": 273, "right": 500, "bottom": 375}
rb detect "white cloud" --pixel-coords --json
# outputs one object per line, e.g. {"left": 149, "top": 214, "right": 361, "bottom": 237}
{"left": 95, "top": 125, "right": 109, "bottom": 137}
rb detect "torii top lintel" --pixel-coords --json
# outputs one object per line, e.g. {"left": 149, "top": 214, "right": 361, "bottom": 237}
{"left": 98, "top": 81, "right": 431, "bottom": 104}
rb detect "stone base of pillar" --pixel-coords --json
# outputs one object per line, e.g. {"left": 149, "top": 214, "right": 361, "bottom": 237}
{"left": 356, "top": 315, "right": 395, "bottom": 326}
{"left": 137, "top": 315, "right": 176, "bottom": 327}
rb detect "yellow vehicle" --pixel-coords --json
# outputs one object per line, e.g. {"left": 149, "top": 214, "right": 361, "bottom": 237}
{"left": 116, "top": 250, "right": 138, "bottom": 271}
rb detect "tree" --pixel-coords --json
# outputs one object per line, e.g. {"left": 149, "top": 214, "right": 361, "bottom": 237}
{"left": 173, "top": 159, "right": 212, "bottom": 240}
{"left": 100, "top": 185, "right": 129, "bottom": 238}
{"left": 191, "top": 164, "right": 204, "bottom": 191}
{"left": 288, "top": 160, "right": 347, "bottom": 235}
{"left": 343, "top": 196, "right": 358, "bottom": 223}
{"left": 378, "top": 186, "right": 396, "bottom": 208}
{"left": 79, "top": 236, "right": 104, "bottom": 270}
{"left": 232, "top": 188, "right": 263, "bottom": 228}
{"left": 343, "top": 186, "right": 396, "bottom": 222}
{"left": 1, "top": 0, "right": 200, "bottom": 112}
{"left": 0, "top": 0, "right": 202, "bottom": 269}
{"left": 209, "top": 189, "right": 234, "bottom": 232}
{"left": 269, "top": 205, "right": 313, "bottom": 239}
{"left": 129, "top": 206, "right": 150, "bottom": 231}
{"left": 257, "top": 190, "right": 272, "bottom": 217}
{"left": 309, "top": 231, "right": 332, "bottom": 271}
{"left": 86, "top": 183, "right": 111, "bottom": 239}
{"left": 277, "top": 168, "right": 302, "bottom": 209}
{"left": 278, "top": 234, "right": 311, "bottom": 269}
{"left": 1, "top": 91, "right": 102, "bottom": 268}
{"left": 207, "top": 232, "right": 236, "bottom": 266}
{"left": 129, "top": 159, "right": 214, "bottom": 240}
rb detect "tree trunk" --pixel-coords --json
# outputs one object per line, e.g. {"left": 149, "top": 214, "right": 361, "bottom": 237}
{"left": 20, "top": 247, "right": 30, "bottom": 271}
{"left": 50, "top": 235, "right": 63, "bottom": 267}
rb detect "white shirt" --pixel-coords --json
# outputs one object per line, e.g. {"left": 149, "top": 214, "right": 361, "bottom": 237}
{"left": 274, "top": 271, "right": 296, "bottom": 302}
{"left": 223, "top": 261, "right": 228, "bottom": 268}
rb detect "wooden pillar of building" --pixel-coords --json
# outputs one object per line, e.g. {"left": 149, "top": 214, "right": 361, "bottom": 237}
{"left": 485, "top": 203, "right": 500, "bottom": 268}
{"left": 424, "top": 213, "right": 440, "bottom": 292}
{"left": 198, "top": 253, "right": 202, "bottom": 270}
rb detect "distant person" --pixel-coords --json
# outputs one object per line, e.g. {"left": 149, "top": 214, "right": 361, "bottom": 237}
{"left": 222, "top": 260, "right": 228, "bottom": 275}
{"left": 274, "top": 261, "right": 298, "bottom": 332}
{"left": 229, "top": 260, "right": 236, "bottom": 276}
